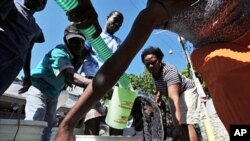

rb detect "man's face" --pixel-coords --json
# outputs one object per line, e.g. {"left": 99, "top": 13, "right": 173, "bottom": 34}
{"left": 106, "top": 12, "right": 123, "bottom": 34}
{"left": 143, "top": 54, "right": 161, "bottom": 75}
{"left": 67, "top": 37, "right": 85, "bottom": 57}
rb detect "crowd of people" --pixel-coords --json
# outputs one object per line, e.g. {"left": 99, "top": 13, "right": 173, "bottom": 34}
{"left": 55, "top": 0, "right": 249, "bottom": 140}
{"left": 1, "top": 0, "right": 249, "bottom": 141}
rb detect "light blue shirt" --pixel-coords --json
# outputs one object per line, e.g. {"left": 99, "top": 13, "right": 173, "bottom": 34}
{"left": 81, "top": 32, "right": 122, "bottom": 77}
{"left": 31, "top": 45, "right": 74, "bottom": 97}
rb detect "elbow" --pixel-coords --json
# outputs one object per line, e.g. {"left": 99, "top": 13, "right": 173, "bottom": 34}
{"left": 92, "top": 71, "right": 115, "bottom": 94}
{"left": 92, "top": 72, "right": 106, "bottom": 89}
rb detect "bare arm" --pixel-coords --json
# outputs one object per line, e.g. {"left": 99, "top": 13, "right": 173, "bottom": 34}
{"left": 168, "top": 84, "right": 181, "bottom": 126}
{"left": 93, "top": 2, "right": 169, "bottom": 94}
{"left": 18, "top": 44, "right": 33, "bottom": 94}
{"left": 61, "top": 68, "right": 91, "bottom": 88}
{"left": 55, "top": 2, "right": 169, "bottom": 141}
{"left": 168, "top": 84, "right": 182, "bottom": 141}
{"left": 23, "top": 48, "right": 32, "bottom": 79}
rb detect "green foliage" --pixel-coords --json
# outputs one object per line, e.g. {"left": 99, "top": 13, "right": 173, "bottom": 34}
{"left": 181, "top": 67, "right": 210, "bottom": 95}
{"left": 129, "top": 69, "right": 174, "bottom": 131}
{"left": 128, "top": 69, "right": 156, "bottom": 95}
{"left": 181, "top": 68, "right": 190, "bottom": 78}
{"left": 128, "top": 69, "right": 169, "bottom": 104}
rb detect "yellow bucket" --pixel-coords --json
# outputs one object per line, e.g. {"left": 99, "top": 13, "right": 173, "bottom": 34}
{"left": 105, "top": 86, "right": 137, "bottom": 129}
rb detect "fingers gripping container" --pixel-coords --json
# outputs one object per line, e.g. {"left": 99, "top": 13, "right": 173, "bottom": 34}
{"left": 55, "top": 0, "right": 137, "bottom": 129}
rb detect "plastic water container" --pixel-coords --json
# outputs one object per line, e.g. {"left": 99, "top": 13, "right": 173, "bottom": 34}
{"left": 0, "top": 119, "right": 47, "bottom": 141}
{"left": 75, "top": 135, "right": 143, "bottom": 141}
{"left": 54, "top": 0, "right": 132, "bottom": 89}
{"left": 105, "top": 87, "right": 137, "bottom": 129}
{"left": 50, "top": 127, "right": 84, "bottom": 141}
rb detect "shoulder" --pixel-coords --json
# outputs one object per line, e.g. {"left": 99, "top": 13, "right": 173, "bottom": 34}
{"left": 162, "top": 63, "right": 180, "bottom": 81}
{"left": 53, "top": 44, "right": 67, "bottom": 52}
{"left": 14, "top": 2, "right": 25, "bottom": 13}
{"left": 51, "top": 45, "right": 70, "bottom": 57}
{"left": 114, "top": 36, "right": 122, "bottom": 43}
{"left": 14, "top": 1, "right": 21, "bottom": 7}
{"left": 162, "top": 63, "right": 177, "bottom": 72}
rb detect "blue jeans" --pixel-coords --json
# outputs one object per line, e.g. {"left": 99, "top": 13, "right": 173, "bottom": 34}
{"left": 0, "top": 46, "right": 23, "bottom": 95}
{"left": 25, "top": 86, "right": 58, "bottom": 141}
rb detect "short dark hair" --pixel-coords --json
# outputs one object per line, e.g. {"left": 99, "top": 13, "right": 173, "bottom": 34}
{"left": 141, "top": 46, "right": 164, "bottom": 63}
{"left": 108, "top": 10, "right": 124, "bottom": 21}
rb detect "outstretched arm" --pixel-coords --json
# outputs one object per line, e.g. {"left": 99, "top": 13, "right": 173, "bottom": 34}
{"left": 18, "top": 30, "right": 45, "bottom": 94}
{"left": 18, "top": 45, "right": 33, "bottom": 94}
{"left": 55, "top": 1, "right": 169, "bottom": 141}
{"left": 61, "top": 68, "right": 92, "bottom": 88}
{"left": 167, "top": 84, "right": 182, "bottom": 141}
{"left": 92, "top": 2, "right": 168, "bottom": 95}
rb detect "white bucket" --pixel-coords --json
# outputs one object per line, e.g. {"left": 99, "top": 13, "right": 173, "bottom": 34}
{"left": 50, "top": 127, "right": 84, "bottom": 141}
{"left": 75, "top": 135, "right": 143, "bottom": 141}
{"left": 0, "top": 119, "right": 47, "bottom": 141}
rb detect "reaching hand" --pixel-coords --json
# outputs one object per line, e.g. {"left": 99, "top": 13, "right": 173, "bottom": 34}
{"left": 18, "top": 77, "right": 31, "bottom": 94}
{"left": 66, "top": 0, "right": 102, "bottom": 39}
{"left": 154, "top": 91, "right": 162, "bottom": 106}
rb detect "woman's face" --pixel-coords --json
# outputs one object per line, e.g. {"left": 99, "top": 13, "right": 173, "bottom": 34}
{"left": 143, "top": 54, "right": 161, "bottom": 75}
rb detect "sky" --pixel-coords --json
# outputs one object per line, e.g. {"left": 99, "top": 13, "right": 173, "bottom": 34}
{"left": 18, "top": 0, "right": 192, "bottom": 76}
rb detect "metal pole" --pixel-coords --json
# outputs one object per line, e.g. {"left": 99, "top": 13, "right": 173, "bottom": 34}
{"left": 178, "top": 35, "right": 215, "bottom": 141}
{"left": 178, "top": 35, "right": 205, "bottom": 96}
{"left": 178, "top": 36, "right": 195, "bottom": 79}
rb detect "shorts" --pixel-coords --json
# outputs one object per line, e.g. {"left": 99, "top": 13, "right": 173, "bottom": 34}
{"left": 179, "top": 87, "right": 201, "bottom": 124}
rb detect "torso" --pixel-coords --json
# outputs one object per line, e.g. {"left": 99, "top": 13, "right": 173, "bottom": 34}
{"left": 81, "top": 32, "right": 122, "bottom": 76}
{"left": 158, "top": 0, "right": 250, "bottom": 48}
{"left": 31, "top": 45, "right": 74, "bottom": 97}
{"left": 0, "top": 2, "right": 44, "bottom": 62}
{"left": 153, "top": 63, "right": 195, "bottom": 96}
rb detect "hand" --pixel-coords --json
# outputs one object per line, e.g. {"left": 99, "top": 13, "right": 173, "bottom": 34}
{"left": 154, "top": 91, "right": 162, "bottom": 106}
{"left": 66, "top": 0, "right": 102, "bottom": 39}
{"left": 64, "top": 79, "right": 73, "bottom": 90}
{"left": 18, "top": 77, "right": 31, "bottom": 94}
